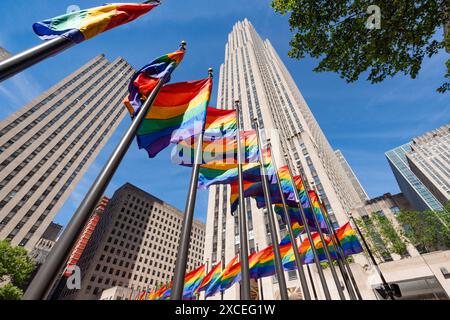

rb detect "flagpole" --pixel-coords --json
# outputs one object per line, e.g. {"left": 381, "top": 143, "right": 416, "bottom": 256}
{"left": 348, "top": 214, "right": 395, "bottom": 300}
{"left": 234, "top": 100, "right": 251, "bottom": 300}
{"left": 203, "top": 259, "right": 209, "bottom": 300}
{"left": 254, "top": 121, "right": 289, "bottom": 300}
{"left": 266, "top": 141, "right": 311, "bottom": 300}
{"left": 282, "top": 155, "right": 331, "bottom": 299}
{"left": 311, "top": 183, "right": 362, "bottom": 300}
{"left": 171, "top": 68, "right": 213, "bottom": 300}
{"left": 220, "top": 257, "right": 225, "bottom": 300}
{"left": 309, "top": 184, "right": 356, "bottom": 300}
{"left": 23, "top": 41, "right": 186, "bottom": 300}
{"left": 0, "top": 37, "right": 75, "bottom": 82}
{"left": 302, "top": 183, "right": 346, "bottom": 300}
{"left": 306, "top": 264, "right": 318, "bottom": 299}
{"left": 0, "top": 0, "right": 158, "bottom": 83}
{"left": 255, "top": 243, "right": 264, "bottom": 300}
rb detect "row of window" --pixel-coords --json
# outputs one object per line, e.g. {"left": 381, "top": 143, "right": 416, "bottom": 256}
{"left": 0, "top": 57, "right": 106, "bottom": 140}
{"left": 10, "top": 94, "right": 127, "bottom": 246}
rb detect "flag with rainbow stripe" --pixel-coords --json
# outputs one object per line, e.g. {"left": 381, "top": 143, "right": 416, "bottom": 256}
{"left": 124, "top": 49, "right": 185, "bottom": 116}
{"left": 182, "top": 265, "right": 205, "bottom": 299}
{"left": 135, "top": 78, "right": 212, "bottom": 158}
{"left": 33, "top": 2, "right": 159, "bottom": 43}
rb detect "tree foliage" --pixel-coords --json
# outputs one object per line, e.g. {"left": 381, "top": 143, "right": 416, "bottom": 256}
{"left": 396, "top": 206, "right": 450, "bottom": 253}
{"left": 272, "top": 0, "right": 449, "bottom": 92}
{"left": 0, "top": 240, "right": 35, "bottom": 300}
{"left": 0, "top": 283, "right": 23, "bottom": 300}
{"left": 371, "top": 213, "right": 408, "bottom": 256}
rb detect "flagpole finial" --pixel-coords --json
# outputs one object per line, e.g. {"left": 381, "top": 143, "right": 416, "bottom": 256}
{"left": 208, "top": 67, "right": 213, "bottom": 78}
{"left": 180, "top": 40, "right": 187, "bottom": 51}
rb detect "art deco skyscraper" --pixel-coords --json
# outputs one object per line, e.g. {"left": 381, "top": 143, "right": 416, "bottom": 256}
{"left": 0, "top": 54, "right": 134, "bottom": 250}
{"left": 204, "top": 20, "right": 363, "bottom": 299}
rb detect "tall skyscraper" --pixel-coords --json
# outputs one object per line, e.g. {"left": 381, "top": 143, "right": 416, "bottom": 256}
{"left": 406, "top": 124, "right": 450, "bottom": 206}
{"left": 57, "top": 183, "right": 205, "bottom": 300}
{"left": 335, "top": 149, "right": 369, "bottom": 203}
{"left": 0, "top": 54, "right": 134, "bottom": 250}
{"left": 386, "top": 144, "right": 445, "bottom": 212}
{"left": 0, "top": 47, "right": 11, "bottom": 62}
{"left": 204, "top": 20, "right": 363, "bottom": 299}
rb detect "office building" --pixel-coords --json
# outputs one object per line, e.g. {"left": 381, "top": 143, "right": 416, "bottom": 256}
{"left": 386, "top": 144, "right": 445, "bottom": 212}
{"left": 0, "top": 54, "right": 133, "bottom": 250}
{"left": 204, "top": 20, "right": 364, "bottom": 300}
{"left": 58, "top": 183, "right": 205, "bottom": 300}
{"left": 406, "top": 124, "right": 450, "bottom": 206}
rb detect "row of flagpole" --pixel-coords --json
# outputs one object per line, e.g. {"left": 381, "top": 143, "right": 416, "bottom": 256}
{"left": 170, "top": 69, "right": 213, "bottom": 300}
{"left": 23, "top": 40, "right": 187, "bottom": 300}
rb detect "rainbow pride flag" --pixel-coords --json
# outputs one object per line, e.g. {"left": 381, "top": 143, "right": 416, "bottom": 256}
{"left": 300, "top": 232, "right": 333, "bottom": 263}
{"left": 292, "top": 175, "right": 328, "bottom": 232}
{"left": 308, "top": 190, "right": 329, "bottom": 232}
{"left": 335, "top": 222, "right": 364, "bottom": 256}
{"left": 161, "top": 287, "right": 171, "bottom": 300}
{"left": 196, "top": 261, "right": 222, "bottom": 293}
{"left": 173, "top": 130, "right": 259, "bottom": 167}
{"left": 147, "top": 288, "right": 156, "bottom": 300}
{"left": 124, "top": 49, "right": 185, "bottom": 116}
{"left": 33, "top": 3, "right": 158, "bottom": 43}
{"left": 273, "top": 204, "right": 304, "bottom": 231}
{"left": 229, "top": 180, "right": 263, "bottom": 213}
{"left": 273, "top": 166, "right": 297, "bottom": 202}
{"left": 253, "top": 243, "right": 292, "bottom": 278}
{"left": 183, "top": 265, "right": 205, "bottom": 299}
{"left": 205, "top": 256, "right": 238, "bottom": 298}
{"left": 219, "top": 259, "right": 241, "bottom": 291}
{"left": 198, "top": 162, "right": 261, "bottom": 189}
{"left": 203, "top": 107, "right": 237, "bottom": 141}
{"left": 197, "top": 144, "right": 278, "bottom": 189}
{"left": 153, "top": 284, "right": 168, "bottom": 300}
{"left": 136, "top": 78, "right": 212, "bottom": 158}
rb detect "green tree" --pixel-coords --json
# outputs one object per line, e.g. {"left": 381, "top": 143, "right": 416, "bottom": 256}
{"left": 0, "top": 283, "right": 23, "bottom": 300}
{"left": 0, "top": 240, "right": 35, "bottom": 300}
{"left": 272, "top": 0, "right": 449, "bottom": 92}
{"left": 371, "top": 213, "right": 408, "bottom": 256}
{"left": 396, "top": 209, "right": 450, "bottom": 252}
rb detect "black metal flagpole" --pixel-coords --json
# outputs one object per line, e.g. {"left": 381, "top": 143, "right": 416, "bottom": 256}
{"left": 348, "top": 214, "right": 395, "bottom": 300}
{"left": 302, "top": 183, "right": 346, "bottom": 300}
{"left": 306, "top": 263, "right": 318, "bottom": 299}
{"left": 266, "top": 140, "right": 311, "bottom": 300}
{"left": 0, "top": 0, "right": 159, "bottom": 83}
{"left": 309, "top": 183, "right": 356, "bottom": 300}
{"left": 254, "top": 121, "right": 289, "bottom": 300}
{"left": 234, "top": 99, "right": 251, "bottom": 300}
{"left": 282, "top": 155, "right": 332, "bottom": 300}
{"left": 329, "top": 222, "right": 363, "bottom": 300}
{"left": 171, "top": 68, "right": 213, "bottom": 300}
{"left": 23, "top": 41, "right": 186, "bottom": 300}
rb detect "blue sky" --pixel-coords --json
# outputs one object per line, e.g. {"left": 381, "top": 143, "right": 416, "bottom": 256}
{"left": 0, "top": 0, "right": 448, "bottom": 227}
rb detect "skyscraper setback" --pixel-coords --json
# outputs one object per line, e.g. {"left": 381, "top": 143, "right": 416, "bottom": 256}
{"left": 0, "top": 54, "right": 134, "bottom": 250}
{"left": 204, "top": 20, "right": 363, "bottom": 299}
